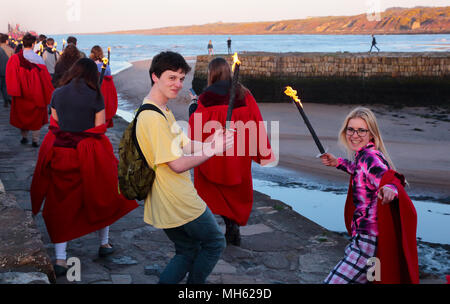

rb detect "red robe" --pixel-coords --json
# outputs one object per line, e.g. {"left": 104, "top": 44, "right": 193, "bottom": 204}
{"left": 30, "top": 117, "right": 138, "bottom": 244}
{"left": 344, "top": 170, "right": 419, "bottom": 284}
{"left": 6, "top": 51, "right": 53, "bottom": 130}
{"left": 189, "top": 87, "right": 275, "bottom": 226}
{"left": 100, "top": 76, "right": 118, "bottom": 128}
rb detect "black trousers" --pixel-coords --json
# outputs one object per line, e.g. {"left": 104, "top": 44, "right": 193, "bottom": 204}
{"left": 0, "top": 76, "right": 11, "bottom": 103}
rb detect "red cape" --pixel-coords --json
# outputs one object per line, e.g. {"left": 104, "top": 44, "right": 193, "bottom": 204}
{"left": 30, "top": 117, "right": 138, "bottom": 243}
{"left": 344, "top": 170, "right": 419, "bottom": 284}
{"left": 100, "top": 76, "right": 118, "bottom": 128}
{"left": 189, "top": 90, "right": 275, "bottom": 226}
{"left": 6, "top": 51, "right": 53, "bottom": 130}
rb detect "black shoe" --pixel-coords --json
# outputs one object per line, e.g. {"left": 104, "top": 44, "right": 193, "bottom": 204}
{"left": 20, "top": 137, "right": 28, "bottom": 145}
{"left": 54, "top": 264, "right": 68, "bottom": 278}
{"left": 32, "top": 142, "right": 39, "bottom": 148}
{"left": 98, "top": 244, "right": 115, "bottom": 257}
{"left": 223, "top": 216, "right": 241, "bottom": 246}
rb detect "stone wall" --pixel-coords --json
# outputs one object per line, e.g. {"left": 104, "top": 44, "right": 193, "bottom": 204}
{"left": 193, "top": 52, "right": 450, "bottom": 106}
{"left": 0, "top": 190, "right": 55, "bottom": 283}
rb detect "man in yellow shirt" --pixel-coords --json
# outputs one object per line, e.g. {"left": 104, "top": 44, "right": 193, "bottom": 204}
{"left": 136, "top": 51, "right": 234, "bottom": 284}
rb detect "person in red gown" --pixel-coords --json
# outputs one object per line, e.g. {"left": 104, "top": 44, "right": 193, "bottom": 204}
{"left": 30, "top": 58, "right": 138, "bottom": 277}
{"left": 189, "top": 57, "right": 276, "bottom": 246}
{"left": 89, "top": 45, "right": 118, "bottom": 128}
{"left": 6, "top": 33, "right": 54, "bottom": 147}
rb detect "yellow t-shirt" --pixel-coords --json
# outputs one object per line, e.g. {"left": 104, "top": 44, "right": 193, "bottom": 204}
{"left": 136, "top": 99, "right": 206, "bottom": 229}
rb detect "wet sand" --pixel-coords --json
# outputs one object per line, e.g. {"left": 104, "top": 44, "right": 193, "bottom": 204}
{"left": 114, "top": 58, "right": 450, "bottom": 200}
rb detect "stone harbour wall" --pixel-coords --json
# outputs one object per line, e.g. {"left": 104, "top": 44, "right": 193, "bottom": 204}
{"left": 193, "top": 52, "right": 450, "bottom": 106}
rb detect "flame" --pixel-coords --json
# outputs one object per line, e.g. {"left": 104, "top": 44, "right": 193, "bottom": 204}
{"left": 108, "top": 47, "right": 111, "bottom": 52}
{"left": 284, "top": 86, "right": 303, "bottom": 107}
{"left": 231, "top": 52, "right": 241, "bottom": 72}
{"left": 102, "top": 57, "right": 109, "bottom": 66}
{"left": 54, "top": 41, "right": 57, "bottom": 47}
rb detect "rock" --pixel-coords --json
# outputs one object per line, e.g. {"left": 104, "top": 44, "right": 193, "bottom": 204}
{"left": 144, "top": 264, "right": 162, "bottom": 276}
{"left": 0, "top": 193, "right": 55, "bottom": 283}
{"left": 212, "top": 259, "right": 237, "bottom": 274}
{"left": 111, "top": 274, "right": 132, "bottom": 284}
{"left": 240, "top": 224, "right": 274, "bottom": 236}
{"left": 262, "top": 253, "right": 290, "bottom": 270}
{"left": 110, "top": 256, "right": 138, "bottom": 265}
{"left": 0, "top": 271, "right": 50, "bottom": 284}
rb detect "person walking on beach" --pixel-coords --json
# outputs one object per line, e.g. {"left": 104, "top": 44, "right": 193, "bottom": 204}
{"left": 369, "top": 34, "right": 380, "bottom": 53}
{"left": 207, "top": 40, "right": 214, "bottom": 55}
{"left": 90, "top": 45, "right": 118, "bottom": 128}
{"left": 53, "top": 44, "right": 81, "bottom": 87}
{"left": 0, "top": 34, "right": 13, "bottom": 108}
{"left": 5, "top": 33, "right": 54, "bottom": 147}
{"left": 227, "top": 37, "right": 232, "bottom": 54}
{"left": 42, "top": 38, "right": 60, "bottom": 79}
{"left": 189, "top": 57, "right": 275, "bottom": 246}
{"left": 135, "top": 51, "right": 234, "bottom": 284}
{"left": 30, "top": 58, "right": 138, "bottom": 277}
{"left": 320, "top": 107, "right": 419, "bottom": 284}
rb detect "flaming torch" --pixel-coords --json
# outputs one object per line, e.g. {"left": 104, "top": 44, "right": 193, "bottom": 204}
{"left": 107, "top": 47, "right": 111, "bottom": 66}
{"left": 38, "top": 43, "right": 44, "bottom": 57}
{"left": 284, "top": 86, "right": 325, "bottom": 155}
{"left": 62, "top": 39, "right": 66, "bottom": 51}
{"left": 99, "top": 57, "right": 109, "bottom": 86}
{"left": 225, "top": 52, "right": 241, "bottom": 130}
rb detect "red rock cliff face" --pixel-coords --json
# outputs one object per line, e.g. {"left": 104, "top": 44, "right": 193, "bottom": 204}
{"left": 110, "top": 7, "right": 450, "bottom": 35}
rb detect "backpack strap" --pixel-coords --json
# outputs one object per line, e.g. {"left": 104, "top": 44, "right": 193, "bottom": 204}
{"left": 132, "top": 104, "right": 167, "bottom": 169}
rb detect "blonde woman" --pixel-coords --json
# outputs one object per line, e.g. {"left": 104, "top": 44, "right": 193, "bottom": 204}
{"left": 320, "top": 107, "right": 419, "bottom": 284}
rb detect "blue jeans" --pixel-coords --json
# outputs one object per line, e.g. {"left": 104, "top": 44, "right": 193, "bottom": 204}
{"left": 159, "top": 208, "right": 226, "bottom": 284}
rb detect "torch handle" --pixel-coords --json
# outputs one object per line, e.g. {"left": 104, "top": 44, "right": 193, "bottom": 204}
{"left": 108, "top": 51, "right": 110, "bottom": 66}
{"left": 99, "top": 66, "right": 107, "bottom": 86}
{"left": 225, "top": 65, "right": 240, "bottom": 130}
{"left": 294, "top": 102, "right": 326, "bottom": 154}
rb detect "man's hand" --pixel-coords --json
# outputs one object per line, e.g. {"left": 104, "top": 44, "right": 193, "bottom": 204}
{"left": 207, "top": 129, "right": 234, "bottom": 156}
{"left": 378, "top": 186, "right": 397, "bottom": 205}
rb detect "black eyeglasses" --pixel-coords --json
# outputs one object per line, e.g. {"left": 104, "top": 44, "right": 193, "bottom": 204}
{"left": 346, "top": 127, "right": 369, "bottom": 137}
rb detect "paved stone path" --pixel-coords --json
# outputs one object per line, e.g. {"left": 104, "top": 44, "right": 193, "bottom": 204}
{"left": 0, "top": 105, "right": 352, "bottom": 284}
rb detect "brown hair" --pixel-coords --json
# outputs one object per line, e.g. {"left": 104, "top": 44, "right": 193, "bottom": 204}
{"left": 60, "top": 58, "right": 102, "bottom": 99}
{"left": 89, "top": 45, "right": 104, "bottom": 62}
{"left": 207, "top": 57, "right": 246, "bottom": 100}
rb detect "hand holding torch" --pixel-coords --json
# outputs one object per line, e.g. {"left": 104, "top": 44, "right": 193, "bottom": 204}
{"left": 99, "top": 57, "right": 109, "bottom": 86}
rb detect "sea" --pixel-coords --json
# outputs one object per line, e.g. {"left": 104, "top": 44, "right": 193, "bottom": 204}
{"left": 49, "top": 33, "right": 450, "bottom": 76}
{"left": 47, "top": 34, "right": 450, "bottom": 271}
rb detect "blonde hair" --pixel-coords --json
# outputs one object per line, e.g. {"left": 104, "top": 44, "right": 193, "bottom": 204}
{"left": 338, "top": 107, "right": 396, "bottom": 171}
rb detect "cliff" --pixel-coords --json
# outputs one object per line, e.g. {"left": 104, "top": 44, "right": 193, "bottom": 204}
{"left": 108, "top": 6, "right": 450, "bottom": 35}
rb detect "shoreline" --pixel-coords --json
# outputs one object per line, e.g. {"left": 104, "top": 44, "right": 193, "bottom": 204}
{"left": 114, "top": 57, "right": 450, "bottom": 201}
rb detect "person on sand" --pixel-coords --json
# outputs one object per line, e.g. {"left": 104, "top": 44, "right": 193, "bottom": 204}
{"left": 135, "top": 51, "right": 234, "bottom": 284}
{"left": 90, "top": 45, "right": 118, "bottom": 128}
{"left": 320, "top": 107, "right": 419, "bottom": 284}
{"left": 189, "top": 57, "right": 276, "bottom": 246}
{"left": 30, "top": 58, "right": 138, "bottom": 277}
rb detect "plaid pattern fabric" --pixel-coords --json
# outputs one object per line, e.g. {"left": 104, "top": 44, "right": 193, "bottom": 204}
{"left": 324, "top": 234, "right": 378, "bottom": 284}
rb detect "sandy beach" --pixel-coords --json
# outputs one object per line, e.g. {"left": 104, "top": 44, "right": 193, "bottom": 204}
{"left": 114, "top": 58, "right": 450, "bottom": 201}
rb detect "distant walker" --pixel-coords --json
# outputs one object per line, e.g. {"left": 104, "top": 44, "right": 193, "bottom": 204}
{"left": 369, "top": 34, "right": 380, "bottom": 53}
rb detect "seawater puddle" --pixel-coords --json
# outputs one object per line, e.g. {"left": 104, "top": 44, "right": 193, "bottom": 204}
{"left": 252, "top": 178, "right": 450, "bottom": 245}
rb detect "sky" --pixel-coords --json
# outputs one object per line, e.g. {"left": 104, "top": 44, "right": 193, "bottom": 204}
{"left": 1, "top": 0, "right": 449, "bottom": 35}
